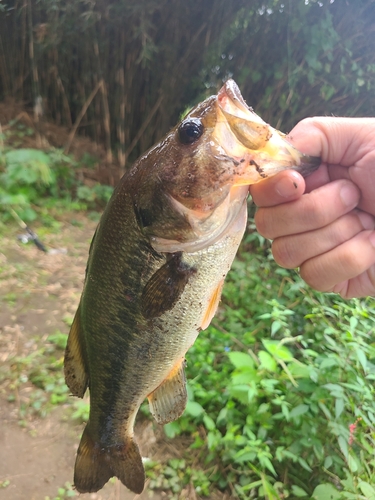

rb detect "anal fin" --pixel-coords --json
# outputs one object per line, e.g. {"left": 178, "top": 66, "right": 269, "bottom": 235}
{"left": 64, "top": 303, "right": 88, "bottom": 398}
{"left": 148, "top": 358, "right": 187, "bottom": 425}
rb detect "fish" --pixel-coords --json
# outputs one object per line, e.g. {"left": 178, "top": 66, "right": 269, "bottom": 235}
{"left": 64, "top": 79, "right": 320, "bottom": 494}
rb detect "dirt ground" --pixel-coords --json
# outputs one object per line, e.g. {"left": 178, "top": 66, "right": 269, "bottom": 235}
{"left": 0, "top": 216, "right": 168, "bottom": 500}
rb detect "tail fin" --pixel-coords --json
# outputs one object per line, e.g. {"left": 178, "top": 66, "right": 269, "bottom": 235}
{"left": 74, "top": 426, "right": 145, "bottom": 494}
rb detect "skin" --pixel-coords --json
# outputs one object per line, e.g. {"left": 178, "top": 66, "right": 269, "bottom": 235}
{"left": 250, "top": 117, "right": 375, "bottom": 299}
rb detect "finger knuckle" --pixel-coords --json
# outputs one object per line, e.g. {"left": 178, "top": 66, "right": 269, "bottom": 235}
{"left": 254, "top": 209, "right": 274, "bottom": 239}
{"left": 344, "top": 250, "right": 364, "bottom": 274}
{"left": 272, "top": 238, "right": 300, "bottom": 268}
{"left": 304, "top": 194, "right": 331, "bottom": 228}
{"left": 299, "top": 260, "right": 327, "bottom": 292}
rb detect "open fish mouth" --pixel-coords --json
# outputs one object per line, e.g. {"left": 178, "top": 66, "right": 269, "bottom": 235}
{"left": 215, "top": 79, "right": 321, "bottom": 179}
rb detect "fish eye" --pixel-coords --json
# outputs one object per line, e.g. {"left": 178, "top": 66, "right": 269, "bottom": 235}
{"left": 178, "top": 119, "right": 204, "bottom": 144}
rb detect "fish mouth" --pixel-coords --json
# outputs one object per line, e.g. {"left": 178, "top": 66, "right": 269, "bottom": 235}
{"left": 218, "top": 80, "right": 255, "bottom": 122}
{"left": 215, "top": 79, "right": 320, "bottom": 179}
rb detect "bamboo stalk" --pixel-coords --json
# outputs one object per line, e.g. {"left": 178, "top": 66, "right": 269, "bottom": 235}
{"left": 55, "top": 73, "right": 72, "bottom": 128}
{"left": 19, "top": 0, "right": 27, "bottom": 99}
{"left": 27, "top": 0, "right": 39, "bottom": 101}
{"left": 93, "top": 40, "right": 112, "bottom": 164}
{"left": 64, "top": 79, "right": 103, "bottom": 154}
{"left": 124, "top": 93, "right": 164, "bottom": 164}
{"left": 117, "top": 66, "right": 126, "bottom": 173}
{"left": 0, "top": 32, "right": 10, "bottom": 96}
{"left": 100, "top": 79, "right": 112, "bottom": 164}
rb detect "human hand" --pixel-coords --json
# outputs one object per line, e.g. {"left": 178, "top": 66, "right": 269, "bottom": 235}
{"left": 250, "top": 117, "right": 375, "bottom": 298}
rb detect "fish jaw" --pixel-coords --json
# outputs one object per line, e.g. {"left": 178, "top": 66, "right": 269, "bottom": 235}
{"left": 214, "top": 79, "right": 321, "bottom": 183}
{"left": 150, "top": 185, "right": 249, "bottom": 253}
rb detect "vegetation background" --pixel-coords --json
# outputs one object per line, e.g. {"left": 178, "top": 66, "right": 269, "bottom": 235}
{"left": 1, "top": 0, "right": 375, "bottom": 499}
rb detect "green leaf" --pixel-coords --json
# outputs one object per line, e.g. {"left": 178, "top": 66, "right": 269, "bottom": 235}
{"left": 338, "top": 435, "right": 348, "bottom": 460}
{"left": 259, "top": 456, "right": 277, "bottom": 476}
{"left": 290, "top": 404, "right": 309, "bottom": 419}
{"left": 262, "top": 339, "right": 293, "bottom": 361}
{"left": 312, "top": 484, "right": 342, "bottom": 500}
{"left": 203, "top": 414, "right": 216, "bottom": 431}
{"left": 258, "top": 350, "right": 277, "bottom": 372}
{"left": 185, "top": 400, "right": 204, "bottom": 417}
{"left": 356, "top": 348, "right": 367, "bottom": 372}
{"left": 242, "top": 479, "right": 263, "bottom": 492}
{"left": 323, "top": 383, "right": 343, "bottom": 393}
{"left": 234, "top": 451, "right": 256, "bottom": 464}
{"left": 257, "top": 403, "right": 270, "bottom": 414}
{"left": 320, "top": 358, "right": 339, "bottom": 369}
{"left": 5, "top": 149, "right": 52, "bottom": 185}
{"left": 163, "top": 421, "right": 181, "bottom": 439}
{"left": 359, "top": 481, "right": 375, "bottom": 499}
{"left": 271, "top": 320, "right": 281, "bottom": 335}
{"left": 228, "top": 351, "right": 254, "bottom": 369}
{"left": 298, "top": 457, "right": 312, "bottom": 472}
{"left": 335, "top": 398, "right": 345, "bottom": 419}
{"left": 291, "top": 485, "right": 308, "bottom": 497}
{"left": 347, "top": 454, "right": 358, "bottom": 473}
{"left": 349, "top": 316, "right": 358, "bottom": 331}
{"left": 288, "top": 362, "right": 312, "bottom": 379}
{"left": 324, "top": 456, "right": 333, "bottom": 469}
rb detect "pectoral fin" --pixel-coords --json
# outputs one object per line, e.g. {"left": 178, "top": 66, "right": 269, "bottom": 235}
{"left": 64, "top": 303, "right": 88, "bottom": 398}
{"left": 141, "top": 252, "right": 196, "bottom": 319}
{"left": 148, "top": 358, "right": 187, "bottom": 425}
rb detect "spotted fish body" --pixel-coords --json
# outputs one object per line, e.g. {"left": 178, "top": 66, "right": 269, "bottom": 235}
{"left": 64, "top": 79, "right": 320, "bottom": 494}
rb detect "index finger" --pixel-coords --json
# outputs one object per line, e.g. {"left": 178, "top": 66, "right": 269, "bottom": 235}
{"left": 250, "top": 170, "right": 305, "bottom": 208}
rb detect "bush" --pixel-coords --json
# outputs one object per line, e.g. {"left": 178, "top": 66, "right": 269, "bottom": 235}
{"left": 160, "top": 227, "right": 375, "bottom": 499}
{"left": 0, "top": 146, "right": 113, "bottom": 221}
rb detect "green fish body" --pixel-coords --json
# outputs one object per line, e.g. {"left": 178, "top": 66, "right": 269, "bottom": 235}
{"left": 64, "top": 79, "right": 320, "bottom": 494}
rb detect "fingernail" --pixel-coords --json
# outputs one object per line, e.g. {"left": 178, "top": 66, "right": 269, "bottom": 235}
{"left": 276, "top": 173, "right": 300, "bottom": 198}
{"left": 357, "top": 211, "right": 375, "bottom": 231}
{"left": 340, "top": 184, "right": 359, "bottom": 207}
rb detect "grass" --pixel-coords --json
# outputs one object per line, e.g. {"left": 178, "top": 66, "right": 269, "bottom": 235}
{"left": 1, "top": 212, "right": 375, "bottom": 499}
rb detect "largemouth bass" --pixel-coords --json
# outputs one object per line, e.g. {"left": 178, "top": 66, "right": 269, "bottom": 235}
{"left": 64, "top": 79, "right": 319, "bottom": 494}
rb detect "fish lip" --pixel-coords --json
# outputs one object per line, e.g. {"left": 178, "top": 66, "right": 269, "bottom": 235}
{"left": 217, "top": 79, "right": 252, "bottom": 115}
{"left": 293, "top": 153, "right": 321, "bottom": 177}
{"left": 217, "top": 80, "right": 322, "bottom": 178}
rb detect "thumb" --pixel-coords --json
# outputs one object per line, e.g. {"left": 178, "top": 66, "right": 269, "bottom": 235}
{"left": 287, "top": 117, "right": 375, "bottom": 167}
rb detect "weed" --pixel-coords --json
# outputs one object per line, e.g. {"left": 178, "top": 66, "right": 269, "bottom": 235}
{"left": 1, "top": 168, "right": 375, "bottom": 499}
{"left": 3, "top": 292, "right": 17, "bottom": 306}
{"left": 3, "top": 330, "right": 70, "bottom": 420}
{"left": 153, "top": 235, "right": 375, "bottom": 499}
{"left": 70, "top": 399, "right": 90, "bottom": 424}
{"left": 146, "top": 459, "right": 211, "bottom": 498}
{"left": 44, "top": 482, "right": 77, "bottom": 499}
{"left": 0, "top": 138, "right": 113, "bottom": 223}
